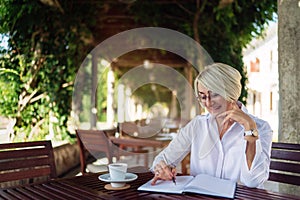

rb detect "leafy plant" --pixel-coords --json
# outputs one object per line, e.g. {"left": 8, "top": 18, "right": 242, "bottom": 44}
{"left": 0, "top": 0, "right": 100, "bottom": 141}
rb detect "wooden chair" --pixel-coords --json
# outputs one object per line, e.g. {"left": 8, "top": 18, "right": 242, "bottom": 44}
{"left": 76, "top": 129, "right": 114, "bottom": 175}
{"left": 118, "top": 122, "right": 153, "bottom": 165}
{"left": 76, "top": 129, "right": 149, "bottom": 175}
{"left": 0, "top": 140, "right": 57, "bottom": 186}
{"left": 268, "top": 142, "right": 300, "bottom": 186}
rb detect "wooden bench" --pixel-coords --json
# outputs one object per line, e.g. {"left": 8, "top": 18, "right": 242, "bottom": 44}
{"left": 181, "top": 142, "right": 300, "bottom": 186}
{"left": 0, "top": 140, "right": 57, "bottom": 187}
{"left": 269, "top": 142, "right": 300, "bottom": 186}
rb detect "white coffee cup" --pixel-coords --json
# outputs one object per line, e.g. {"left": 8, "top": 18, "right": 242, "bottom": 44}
{"left": 108, "top": 163, "right": 128, "bottom": 187}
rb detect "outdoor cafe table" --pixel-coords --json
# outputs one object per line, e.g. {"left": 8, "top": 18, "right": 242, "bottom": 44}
{"left": 109, "top": 135, "right": 171, "bottom": 150}
{"left": 1, "top": 168, "right": 300, "bottom": 200}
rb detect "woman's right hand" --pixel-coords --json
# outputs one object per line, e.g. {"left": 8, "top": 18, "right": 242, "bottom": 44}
{"left": 151, "top": 160, "right": 176, "bottom": 185}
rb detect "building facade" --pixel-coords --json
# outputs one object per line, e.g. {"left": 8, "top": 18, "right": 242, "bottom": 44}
{"left": 243, "top": 22, "right": 278, "bottom": 141}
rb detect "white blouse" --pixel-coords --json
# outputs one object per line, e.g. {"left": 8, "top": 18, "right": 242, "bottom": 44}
{"left": 151, "top": 104, "right": 273, "bottom": 188}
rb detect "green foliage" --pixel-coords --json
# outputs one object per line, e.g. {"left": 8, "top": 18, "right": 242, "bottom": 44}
{"left": 76, "top": 59, "right": 111, "bottom": 123}
{"left": 0, "top": 0, "right": 277, "bottom": 142}
{"left": 131, "top": 0, "right": 277, "bottom": 104}
{"left": 0, "top": 0, "right": 100, "bottom": 141}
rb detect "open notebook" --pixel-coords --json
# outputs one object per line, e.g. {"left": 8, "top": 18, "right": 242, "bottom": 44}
{"left": 138, "top": 174, "right": 236, "bottom": 199}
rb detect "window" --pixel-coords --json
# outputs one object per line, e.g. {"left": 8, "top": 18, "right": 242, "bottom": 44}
{"left": 250, "top": 58, "right": 260, "bottom": 72}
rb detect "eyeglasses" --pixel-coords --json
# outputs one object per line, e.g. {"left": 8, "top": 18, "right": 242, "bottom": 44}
{"left": 196, "top": 91, "right": 220, "bottom": 103}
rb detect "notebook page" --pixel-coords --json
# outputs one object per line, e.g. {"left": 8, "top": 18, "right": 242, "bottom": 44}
{"left": 138, "top": 176, "right": 194, "bottom": 194}
{"left": 184, "top": 174, "right": 236, "bottom": 198}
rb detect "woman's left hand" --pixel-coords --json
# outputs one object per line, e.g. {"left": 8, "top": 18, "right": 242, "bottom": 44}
{"left": 218, "top": 102, "right": 256, "bottom": 131}
{"left": 218, "top": 102, "right": 258, "bottom": 168}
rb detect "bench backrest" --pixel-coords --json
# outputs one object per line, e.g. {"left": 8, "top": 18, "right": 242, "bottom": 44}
{"left": 0, "top": 140, "right": 57, "bottom": 185}
{"left": 269, "top": 142, "right": 300, "bottom": 186}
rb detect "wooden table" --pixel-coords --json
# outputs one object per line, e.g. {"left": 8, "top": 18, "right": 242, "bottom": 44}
{"left": 109, "top": 136, "right": 171, "bottom": 167}
{"left": 1, "top": 169, "right": 300, "bottom": 200}
{"left": 110, "top": 136, "right": 171, "bottom": 149}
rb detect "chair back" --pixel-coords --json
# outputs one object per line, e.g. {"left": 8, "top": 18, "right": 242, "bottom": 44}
{"left": 269, "top": 142, "right": 300, "bottom": 186}
{"left": 119, "top": 122, "right": 139, "bottom": 136}
{"left": 76, "top": 129, "right": 114, "bottom": 174}
{"left": 0, "top": 140, "right": 57, "bottom": 185}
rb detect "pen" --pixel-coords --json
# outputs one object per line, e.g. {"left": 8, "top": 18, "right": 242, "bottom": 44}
{"left": 162, "top": 153, "right": 176, "bottom": 185}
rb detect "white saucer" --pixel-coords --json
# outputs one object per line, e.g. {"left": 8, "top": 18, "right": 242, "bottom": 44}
{"left": 98, "top": 173, "right": 138, "bottom": 183}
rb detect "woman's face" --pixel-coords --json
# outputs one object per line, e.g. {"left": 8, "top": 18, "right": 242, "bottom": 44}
{"left": 197, "top": 84, "right": 232, "bottom": 116}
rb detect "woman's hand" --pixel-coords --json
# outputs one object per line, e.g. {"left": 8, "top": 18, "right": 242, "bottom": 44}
{"left": 151, "top": 160, "right": 176, "bottom": 185}
{"left": 218, "top": 102, "right": 258, "bottom": 169}
{"left": 218, "top": 102, "right": 257, "bottom": 131}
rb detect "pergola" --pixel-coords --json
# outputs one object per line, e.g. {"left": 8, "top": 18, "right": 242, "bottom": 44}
{"left": 80, "top": 1, "right": 209, "bottom": 128}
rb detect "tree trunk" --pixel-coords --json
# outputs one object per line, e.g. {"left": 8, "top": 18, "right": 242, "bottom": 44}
{"left": 278, "top": 0, "right": 300, "bottom": 143}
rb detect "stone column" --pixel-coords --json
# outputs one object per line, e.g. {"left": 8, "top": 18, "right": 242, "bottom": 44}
{"left": 169, "top": 90, "right": 178, "bottom": 119}
{"left": 106, "top": 68, "right": 115, "bottom": 127}
{"left": 183, "top": 64, "right": 193, "bottom": 120}
{"left": 90, "top": 53, "right": 98, "bottom": 129}
{"left": 278, "top": 0, "right": 300, "bottom": 143}
{"left": 117, "top": 84, "right": 125, "bottom": 123}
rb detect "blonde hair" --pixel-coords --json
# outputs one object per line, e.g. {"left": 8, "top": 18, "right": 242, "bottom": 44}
{"left": 194, "top": 63, "right": 242, "bottom": 102}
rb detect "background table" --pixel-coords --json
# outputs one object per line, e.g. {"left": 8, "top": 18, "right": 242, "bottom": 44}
{"left": 110, "top": 136, "right": 171, "bottom": 149}
{"left": 110, "top": 135, "right": 171, "bottom": 166}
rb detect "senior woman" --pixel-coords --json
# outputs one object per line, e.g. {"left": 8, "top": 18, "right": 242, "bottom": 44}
{"left": 151, "top": 63, "right": 273, "bottom": 188}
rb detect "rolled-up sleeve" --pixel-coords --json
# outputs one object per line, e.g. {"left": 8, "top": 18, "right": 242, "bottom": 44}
{"left": 240, "top": 122, "right": 273, "bottom": 188}
{"left": 150, "top": 122, "right": 194, "bottom": 172}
